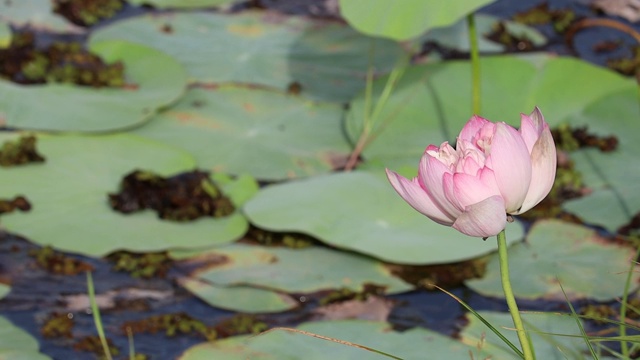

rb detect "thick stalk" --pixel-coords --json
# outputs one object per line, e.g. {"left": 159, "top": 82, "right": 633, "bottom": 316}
{"left": 497, "top": 229, "right": 534, "bottom": 360}
{"left": 467, "top": 13, "right": 481, "bottom": 115}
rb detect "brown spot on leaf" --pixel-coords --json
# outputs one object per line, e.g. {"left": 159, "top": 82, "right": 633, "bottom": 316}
{"left": 243, "top": 102, "right": 256, "bottom": 112}
{"left": 321, "top": 151, "right": 350, "bottom": 170}
{"left": 172, "top": 112, "right": 221, "bottom": 129}
{"left": 227, "top": 24, "right": 264, "bottom": 37}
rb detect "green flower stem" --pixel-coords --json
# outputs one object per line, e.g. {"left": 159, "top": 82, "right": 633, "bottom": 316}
{"left": 497, "top": 229, "right": 535, "bottom": 360}
{"left": 467, "top": 13, "right": 481, "bottom": 115}
{"left": 619, "top": 239, "right": 640, "bottom": 357}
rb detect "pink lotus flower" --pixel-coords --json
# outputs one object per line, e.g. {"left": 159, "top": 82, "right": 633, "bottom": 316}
{"left": 386, "top": 107, "right": 556, "bottom": 237}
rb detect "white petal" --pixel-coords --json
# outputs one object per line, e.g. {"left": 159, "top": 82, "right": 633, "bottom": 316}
{"left": 489, "top": 123, "right": 532, "bottom": 213}
{"left": 452, "top": 195, "right": 507, "bottom": 237}
{"left": 386, "top": 169, "right": 454, "bottom": 225}
{"left": 514, "top": 128, "right": 557, "bottom": 214}
{"left": 419, "top": 154, "right": 461, "bottom": 218}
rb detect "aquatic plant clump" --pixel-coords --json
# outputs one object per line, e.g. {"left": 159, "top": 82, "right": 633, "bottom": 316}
{"left": 28, "top": 246, "right": 94, "bottom": 275}
{"left": 53, "top": 0, "right": 125, "bottom": 26}
{"left": 73, "top": 335, "right": 120, "bottom": 357}
{"left": 244, "top": 226, "right": 318, "bottom": 248}
{"left": 41, "top": 312, "right": 74, "bottom": 339}
{"left": 0, "top": 196, "right": 31, "bottom": 215}
{"left": 0, "top": 32, "right": 125, "bottom": 87}
{"left": 108, "top": 170, "right": 235, "bottom": 221}
{"left": 0, "top": 135, "right": 45, "bottom": 167}
{"left": 107, "top": 251, "right": 172, "bottom": 278}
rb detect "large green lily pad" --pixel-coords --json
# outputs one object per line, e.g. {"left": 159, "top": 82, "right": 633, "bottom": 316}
{"left": 132, "top": 86, "right": 351, "bottom": 180}
{"left": 0, "top": 133, "right": 253, "bottom": 256}
{"left": 174, "top": 243, "right": 412, "bottom": 294}
{"left": 338, "top": 0, "right": 495, "bottom": 40}
{"left": 243, "top": 170, "right": 523, "bottom": 265}
{"left": 180, "top": 319, "right": 490, "bottom": 359}
{"left": 0, "top": 40, "right": 187, "bottom": 132}
{"left": 90, "top": 11, "right": 406, "bottom": 102}
{"left": 345, "top": 56, "right": 634, "bottom": 170}
{"left": 466, "top": 220, "right": 640, "bottom": 301}
{"left": 0, "top": 316, "right": 51, "bottom": 360}
{"left": 562, "top": 88, "right": 640, "bottom": 232}
{"left": 0, "top": 0, "right": 83, "bottom": 34}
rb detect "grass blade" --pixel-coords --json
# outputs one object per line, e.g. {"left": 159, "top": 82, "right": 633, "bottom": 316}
{"left": 86, "top": 271, "right": 113, "bottom": 360}
{"left": 557, "top": 279, "right": 598, "bottom": 359}
{"left": 433, "top": 285, "right": 524, "bottom": 358}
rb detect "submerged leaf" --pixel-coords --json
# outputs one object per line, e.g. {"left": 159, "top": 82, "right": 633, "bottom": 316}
{"left": 175, "top": 243, "right": 412, "bottom": 294}
{"left": 0, "top": 316, "right": 52, "bottom": 360}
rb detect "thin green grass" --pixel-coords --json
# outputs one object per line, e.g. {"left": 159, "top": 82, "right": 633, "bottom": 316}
{"left": 557, "top": 280, "right": 599, "bottom": 359}
{"left": 126, "top": 326, "right": 136, "bottom": 360}
{"left": 619, "top": 236, "right": 640, "bottom": 357}
{"left": 86, "top": 271, "right": 113, "bottom": 360}
{"left": 434, "top": 285, "right": 524, "bottom": 359}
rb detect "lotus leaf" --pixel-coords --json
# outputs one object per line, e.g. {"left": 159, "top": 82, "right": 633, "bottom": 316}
{"left": 461, "top": 311, "right": 598, "bottom": 359}
{"left": 243, "top": 170, "right": 523, "bottom": 264}
{"left": 345, "top": 56, "right": 634, "bottom": 171}
{"left": 180, "top": 319, "right": 489, "bottom": 359}
{"left": 0, "top": 40, "right": 187, "bottom": 132}
{"left": 90, "top": 11, "right": 405, "bottom": 102}
{"left": 0, "top": 316, "right": 51, "bottom": 360}
{"left": 133, "top": 86, "right": 351, "bottom": 180}
{"left": 339, "top": 0, "right": 495, "bottom": 40}
{"left": 466, "top": 219, "right": 640, "bottom": 301}
{"left": 0, "top": 133, "right": 254, "bottom": 256}
{"left": 174, "top": 243, "right": 412, "bottom": 294}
